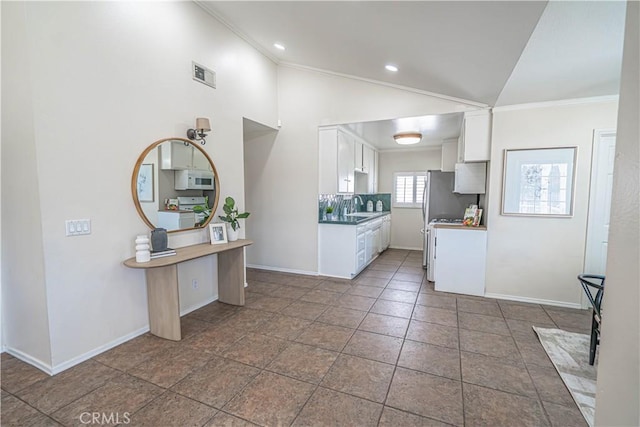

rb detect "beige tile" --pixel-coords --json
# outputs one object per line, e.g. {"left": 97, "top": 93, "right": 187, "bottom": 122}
{"left": 224, "top": 372, "right": 314, "bottom": 426}
{"left": 456, "top": 297, "right": 502, "bottom": 317}
{"left": 295, "top": 322, "right": 355, "bottom": 352}
{"left": 180, "top": 316, "right": 217, "bottom": 339}
{"left": 218, "top": 309, "right": 275, "bottom": 332}
{"left": 280, "top": 301, "right": 328, "bottom": 320}
{"left": 267, "top": 342, "right": 338, "bottom": 384}
{"left": 397, "top": 266, "right": 425, "bottom": 275}
{"left": 172, "top": 356, "right": 260, "bottom": 408}
{"left": 370, "top": 299, "right": 415, "bottom": 319}
{"left": 321, "top": 354, "right": 394, "bottom": 403}
{"left": 387, "top": 280, "right": 422, "bottom": 292}
{"left": 543, "top": 308, "right": 591, "bottom": 334}
{"left": 189, "top": 302, "right": 240, "bottom": 323}
{"left": 459, "top": 329, "right": 520, "bottom": 361}
{"left": 268, "top": 285, "right": 311, "bottom": 300}
{"left": 129, "top": 344, "right": 212, "bottom": 388}
{"left": 299, "top": 289, "right": 342, "bottom": 305}
{"left": 386, "top": 367, "right": 463, "bottom": 426}
{"left": 292, "top": 387, "right": 382, "bottom": 426}
{"left": 129, "top": 391, "right": 217, "bottom": 427}
{"left": 0, "top": 357, "right": 49, "bottom": 394}
{"left": 379, "top": 406, "right": 453, "bottom": 427}
{"left": 392, "top": 272, "right": 424, "bottom": 283}
{"left": 203, "top": 411, "right": 258, "bottom": 426}
{"left": 16, "top": 360, "right": 119, "bottom": 414}
{"left": 506, "top": 318, "right": 556, "bottom": 335}
{"left": 316, "top": 307, "right": 367, "bottom": 329}
{"left": 222, "top": 332, "right": 289, "bottom": 369}
{"left": 398, "top": 340, "right": 461, "bottom": 380}
{"left": 412, "top": 305, "right": 458, "bottom": 327}
{"left": 180, "top": 325, "right": 246, "bottom": 356}
{"left": 316, "top": 281, "right": 352, "bottom": 293}
{"left": 245, "top": 296, "right": 294, "bottom": 312}
{"left": 461, "top": 351, "right": 537, "bottom": 397}
{"left": 416, "top": 293, "right": 457, "bottom": 311}
{"left": 499, "top": 301, "right": 554, "bottom": 323}
{"left": 406, "top": 320, "right": 459, "bottom": 349}
{"left": 528, "top": 365, "right": 576, "bottom": 406}
{"left": 542, "top": 401, "right": 589, "bottom": 427}
{"left": 367, "top": 262, "right": 399, "bottom": 272}
{"left": 1, "top": 394, "right": 60, "bottom": 426}
{"left": 359, "top": 313, "right": 410, "bottom": 338}
{"left": 343, "top": 331, "right": 403, "bottom": 364}
{"left": 347, "top": 285, "right": 384, "bottom": 298}
{"left": 380, "top": 288, "right": 419, "bottom": 304}
{"left": 463, "top": 383, "right": 549, "bottom": 427}
{"left": 51, "top": 374, "right": 163, "bottom": 426}
{"left": 353, "top": 277, "right": 390, "bottom": 288}
{"left": 94, "top": 333, "right": 178, "bottom": 371}
{"left": 257, "top": 314, "right": 312, "bottom": 340}
{"left": 458, "top": 311, "right": 511, "bottom": 336}
{"left": 336, "top": 294, "right": 377, "bottom": 311}
{"left": 361, "top": 269, "right": 396, "bottom": 280}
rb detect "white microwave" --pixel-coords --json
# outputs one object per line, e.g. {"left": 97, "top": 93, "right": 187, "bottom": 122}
{"left": 174, "top": 170, "right": 215, "bottom": 190}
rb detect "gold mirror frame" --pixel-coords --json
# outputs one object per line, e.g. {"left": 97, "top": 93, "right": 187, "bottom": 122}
{"left": 131, "top": 137, "right": 220, "bottom": 233}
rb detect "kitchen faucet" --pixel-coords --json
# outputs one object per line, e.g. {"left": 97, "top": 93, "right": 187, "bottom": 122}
{"left": 352, "top": 195, "right": 363, "bottom": 213}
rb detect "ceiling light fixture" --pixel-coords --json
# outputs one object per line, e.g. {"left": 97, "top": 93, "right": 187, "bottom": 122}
{"left": 385, "top": 64, "right": 398, "bottom": 72}
{"left": 274, "top": 43, "right": 285, "bottom": 50}
{"left": 393, "top": 132, "right": 422, "bottom": 145}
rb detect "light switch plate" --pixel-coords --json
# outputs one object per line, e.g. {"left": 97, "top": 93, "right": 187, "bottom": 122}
{"left": 66, "top": 219, "right": 91, "bottom": 236}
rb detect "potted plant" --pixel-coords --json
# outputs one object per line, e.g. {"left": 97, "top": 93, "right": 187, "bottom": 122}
{"left": 325, "top": 206, "right": 334, "bottom": 220}
{"left": 218, "top": 196, "right": 250, "bottom": 241}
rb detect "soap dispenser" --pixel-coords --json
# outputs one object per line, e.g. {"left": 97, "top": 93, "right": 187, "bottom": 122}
{"left": 376, "top": 200, "right": 383, "bottom": 212}
{"left": 367, "top": 200, "right": 373, "bottom": 212}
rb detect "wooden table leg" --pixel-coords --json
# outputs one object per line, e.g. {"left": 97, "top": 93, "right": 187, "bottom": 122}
{"left": 217, "top": 247, "right": 246, "bottom": 306}
{"left": 145, "top": 265, "right": 181, "bottom": 341}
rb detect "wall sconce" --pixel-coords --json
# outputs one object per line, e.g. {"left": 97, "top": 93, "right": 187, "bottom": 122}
{"left": 187, "top": 117, "right": 211, "bottom": 145}
{"left": 393, "top": 132, "right": 422, "bottom": 145}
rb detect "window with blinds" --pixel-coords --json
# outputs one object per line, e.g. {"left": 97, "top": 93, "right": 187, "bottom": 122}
{"left": 393, "top": 172, "right": 427, "bottom": 208}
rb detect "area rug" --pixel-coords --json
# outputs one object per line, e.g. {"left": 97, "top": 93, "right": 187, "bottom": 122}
{"left": 533, "top": 327, "right": 597, "bottom": 427}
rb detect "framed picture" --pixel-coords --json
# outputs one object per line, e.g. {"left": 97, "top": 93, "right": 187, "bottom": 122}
{"left": 209, "top": 223, "right": 228, "bottom": 245}
{"left": 502, "top": 147, "right": 577, "bottom": 217}
{"left": 137, "top": 164, "right": 154, "bottom": 202}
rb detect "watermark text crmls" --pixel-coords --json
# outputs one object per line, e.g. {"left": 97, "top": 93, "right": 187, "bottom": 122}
{"left": 79, "top": 412, "right": 131, "bottom": 425}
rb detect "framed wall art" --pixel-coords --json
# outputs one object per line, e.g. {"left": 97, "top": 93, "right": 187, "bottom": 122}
{"left": 137, "top": 163, "right": 154, "bottom": 202}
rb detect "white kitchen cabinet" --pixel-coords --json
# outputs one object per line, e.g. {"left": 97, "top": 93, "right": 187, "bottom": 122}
{"left": 381, "top": 214, "right": 391, "bottom": 250}
{"left": 454, "top": 162, "right": 486, "bottom": 194}
{"left": 441, "top": 139, "right": 458, "bottom": 172}
{"left": 319, "top": 126, "right": 378, "bottom": 194}
{"left": 458, "top": 110, "right": 492, "bottom": 163}
{"left": 434, "top": 227, "right": 487, "bottom": 296}
{"left": 160, "top": 141, "right": 211, "bottom": 171}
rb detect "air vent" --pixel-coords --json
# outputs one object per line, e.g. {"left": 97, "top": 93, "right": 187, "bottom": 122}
{"left": 192, "top": 61, "right": 216, "bottom": 89}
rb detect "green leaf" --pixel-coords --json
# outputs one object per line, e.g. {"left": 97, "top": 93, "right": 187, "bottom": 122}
{"left": 237, "top": 212, "right": 250, "bottom": 219}
{"left": 225, "top": 196, "right": 235, "bottom": 208}
{"left": 218, "top": 216, "right": 230, "bottom": 223}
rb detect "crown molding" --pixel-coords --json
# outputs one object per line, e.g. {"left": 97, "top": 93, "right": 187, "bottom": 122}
{"left": 492, "top": 95, "right": 619, "bottom": 112}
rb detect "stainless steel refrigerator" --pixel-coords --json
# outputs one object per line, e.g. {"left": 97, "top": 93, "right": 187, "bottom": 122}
{"left": 421, "top": 171, "right": 478, "bottom": 268}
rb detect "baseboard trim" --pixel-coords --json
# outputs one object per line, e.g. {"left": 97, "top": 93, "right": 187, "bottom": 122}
{"left": 247, "top": 264, "right": 319, "bottom": 277}
{"left": 4, "top": 347, "right": 54, "bottom": 375}
{"left": 484, "top": 293, "right": 582, "bottom": 309}
{"left": 389, "top": 246, "right": 423, "bottom": 251}
{"left": 180, "top": 295, "right": 218, "bottom": 316}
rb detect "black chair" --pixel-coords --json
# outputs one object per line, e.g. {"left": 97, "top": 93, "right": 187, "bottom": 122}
{"left": 578, "top": 274, "right": 605, "bottom": 365}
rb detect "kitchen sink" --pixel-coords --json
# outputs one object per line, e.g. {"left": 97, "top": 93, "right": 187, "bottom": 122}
{"left": 344, "top": 212, "right": 381, "bottom": 217}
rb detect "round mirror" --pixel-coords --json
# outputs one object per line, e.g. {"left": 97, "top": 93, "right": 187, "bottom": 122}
{"left": 131, "top": 137, "right": 220, "bottom": 233}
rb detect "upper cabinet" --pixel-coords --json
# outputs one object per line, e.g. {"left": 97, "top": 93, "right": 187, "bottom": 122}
{"left": 441, "top": 139, "right": 458, "bottom": 172}
{"left": 161, "top": 140, "right": 211, "bottom": 171}
{"left": 319, "top": 127, "right": 378, "bottom": 194}
{"left": 458, "top": 110, "right": 492, "bottom": 163}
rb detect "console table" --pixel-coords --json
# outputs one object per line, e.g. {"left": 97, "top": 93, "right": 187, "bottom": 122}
{"left": 124, "top": 239, "right": 252, "bottom": 341}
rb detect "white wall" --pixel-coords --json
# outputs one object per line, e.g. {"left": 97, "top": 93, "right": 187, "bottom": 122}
{"left": 378, "top": 148, "right": 442, "bottom": 250}
{"left": 246, "top": 64, "right": 476, "bottom": 273}
{"left": 595, "top": 1, "right": 639, "bottom": 424}
{"left": 485, "top": 99, "right": 618, "bottom": 306}
{"left": 1, "top": 1, "right": 277, "bottom": 372}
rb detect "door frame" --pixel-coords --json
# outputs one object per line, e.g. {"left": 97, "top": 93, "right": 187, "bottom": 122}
{"left": 583, "top": 129, "right": 616, "bottom": 308}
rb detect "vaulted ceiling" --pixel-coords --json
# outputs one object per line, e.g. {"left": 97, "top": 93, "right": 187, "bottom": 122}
{"left": 198, "top": 1, "right": 626, "bottom": 107}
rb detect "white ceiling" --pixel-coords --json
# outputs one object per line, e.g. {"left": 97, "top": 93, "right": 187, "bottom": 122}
{"left": 200, "top": 0, "right": 626, "bottom": 149}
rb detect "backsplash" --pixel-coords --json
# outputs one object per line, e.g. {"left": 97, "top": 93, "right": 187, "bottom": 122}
{"left": 318, "top": 193, "right": 391, "bottom": 219}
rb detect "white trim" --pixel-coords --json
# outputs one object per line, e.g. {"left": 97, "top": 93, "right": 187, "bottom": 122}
{"left": 484, "top": 293, "right": 583, "bottom": 309}
{"left": 246, "top": 264, "right": 319, "bottom": 277}
{"left": 4, "top": 347, "right": 54, "bottom": 375}
{"left": 279, "top": 62, "right": 488, "bottom": 109}
{"left": 492, "top": 95, "right": 619, "bottom": 112}
{"left": 180, "top": 295, "right": 219, "bottom": 317}
{"left": 193, "top": 1, "right": 279, "bottom": 64}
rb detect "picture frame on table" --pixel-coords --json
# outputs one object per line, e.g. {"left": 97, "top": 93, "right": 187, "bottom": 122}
{"left": 209, "top": 223, "right": 228, "bottom": 245}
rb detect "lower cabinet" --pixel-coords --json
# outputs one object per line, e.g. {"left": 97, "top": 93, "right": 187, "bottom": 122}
{"left": 318, "top": 214, "right": 391, "bottom": 279}
{"left": 434, "top": 227, "right": 487, "bottom": 296}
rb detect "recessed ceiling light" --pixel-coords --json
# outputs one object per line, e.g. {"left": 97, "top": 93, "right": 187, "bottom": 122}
{"left": 385, "top": 64, "right": 398, "bottom": 72}
{"left": 274, "top": 43, "right": 286, "bottom": 51}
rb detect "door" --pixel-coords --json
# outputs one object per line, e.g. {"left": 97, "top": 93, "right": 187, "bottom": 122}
{"left": 584, "top": 130, "right": 616, "bottom": 299}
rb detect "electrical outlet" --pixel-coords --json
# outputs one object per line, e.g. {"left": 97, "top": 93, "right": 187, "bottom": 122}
{"left": 191, "top": 279, "right": 198, "bottom": 290}
{"left": 65, "top": 219, "right": 91, "bottom": 236}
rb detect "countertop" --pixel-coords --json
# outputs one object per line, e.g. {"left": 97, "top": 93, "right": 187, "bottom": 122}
{"left": 319, "top": 211, "right": 391, "bottom": 225}
{"left": 433, "top": 223, "right": 487, "bottom": 231}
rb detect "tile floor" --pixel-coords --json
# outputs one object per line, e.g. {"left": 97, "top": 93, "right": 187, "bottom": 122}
{"left": 1, "top": 249, "right": 591, "bottom": 426}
